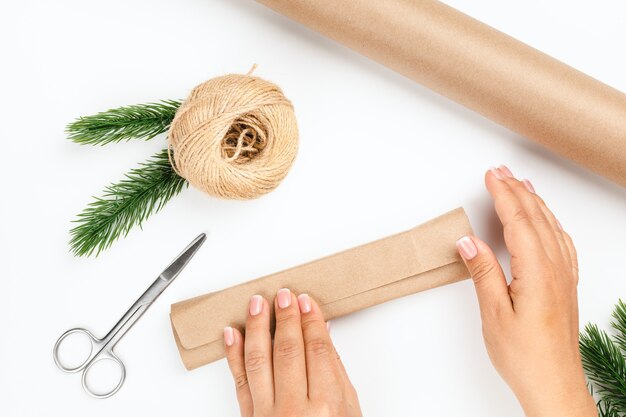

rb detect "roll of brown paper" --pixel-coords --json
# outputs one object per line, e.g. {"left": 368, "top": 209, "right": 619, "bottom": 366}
{"left": 170, "top": 207, "right": 472, "bottom": 370}
{"left": 255, "top": 0, "right": 626, "bottom": 187}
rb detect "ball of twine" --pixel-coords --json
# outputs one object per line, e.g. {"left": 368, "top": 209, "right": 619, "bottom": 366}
{"left": 168, "top": 72, "right": 299, "bottom": 199}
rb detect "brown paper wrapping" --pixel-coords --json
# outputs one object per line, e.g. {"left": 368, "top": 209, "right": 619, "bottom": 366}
{"left": 170, "top": 207, "right": 472, "bottom": 370}
{"left": 255, "top": 0, "right": 626, "bottom": 187}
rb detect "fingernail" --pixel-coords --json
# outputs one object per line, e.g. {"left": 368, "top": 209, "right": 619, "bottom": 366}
{"left": 522, "top": 179, "right": 536, "bottom": 194}
{"left": 489, "top": 166, "right": 504, "bottom": 180}
{"left": 224, "top": 327, "right": 235, "bottom": 347}
{"left": 297, "top": 294, "right": 312, "bottom": 314}
{"left": 277, "top": 288, "right": 291, "bottom": 309}
{"left": 326, "top": 321, "right": 331, "bottom": 332}
{"left": 249, "top": 295, "right": 263, "bottom": 316}
{"left": 557, "top": 219, "right": 563, "bottom": 230}
{"left": 498, "top": 164, "right": 514, "bottom": 178}
{"left": 456, "top": 236, "right": 478, "bottom": 260}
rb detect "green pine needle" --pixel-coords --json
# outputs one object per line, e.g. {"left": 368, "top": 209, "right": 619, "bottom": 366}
{"left": 69, "top": 149, "right": 188, "bottom": 256}
{"left": 66, "top": 99, "right": 181, "bottom": 145}
{"left": 611, "top": 300, "right": 626, "bottom": 353}
{"left": 580, "top": 322, "right": 626, "bottom": 413}
{"left": 590, "top": 384, "right": 622, "bottom": 417}
{"left": 597, "top": 399, "right": 621, "bottom": 417}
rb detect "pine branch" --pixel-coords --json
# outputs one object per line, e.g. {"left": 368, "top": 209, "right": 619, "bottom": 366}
{"left": 611, "top": 299, "right": 626, "bottom": 353}
{"left": 69, "top": 149, "right": 188, "bottom": 256}
{"left": 590, "top": 384, "right": 622, "bottom": 417}
{"left": 580, "top": 323, "right": 626, "bottom": 414}
{"left": 597, "top": 399, "right": 621, "bottom": 417}
{"left": 66, "top": 99, "right": 181, "bottom": 145}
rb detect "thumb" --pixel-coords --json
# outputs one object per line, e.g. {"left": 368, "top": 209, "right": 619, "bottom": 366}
{"left": 456, "top": 236, "right": 513, "bottom": 318}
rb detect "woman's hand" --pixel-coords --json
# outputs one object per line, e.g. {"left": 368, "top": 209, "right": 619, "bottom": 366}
{"left": 456, "top": 166, "right": 597, "bottom": 417}
{"left": 223, "top": 289, "right": 363, "bottom": 417}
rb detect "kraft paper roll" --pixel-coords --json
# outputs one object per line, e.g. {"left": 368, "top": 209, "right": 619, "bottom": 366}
{"left": 170, "top": 207, "right": 472, "bottom": 370}
{"left": 255, "top": 0, "right": 626, "bottom": 187}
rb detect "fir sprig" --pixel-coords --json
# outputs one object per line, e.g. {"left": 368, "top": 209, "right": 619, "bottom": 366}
{"left": 580, "top": 300, "right": 626, "bottom": 414}
{"left": 590, "top": 383, "right": 622, "bottom": 417}
{"left": 69, "top": 149, "right": 188, "bottom": 256}
{"left": 66, "top": 100, "right": 181, "bottom": 145}
{"left": 597, "top": 400, "right": 621, "bottom": 417}
{"left": 611, "top": 300, "right": 626, "bottom": 352}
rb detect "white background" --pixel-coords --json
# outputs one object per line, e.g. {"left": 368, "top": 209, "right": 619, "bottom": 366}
{"left": 1, "top": 0, "right": 625, "bottom": 415}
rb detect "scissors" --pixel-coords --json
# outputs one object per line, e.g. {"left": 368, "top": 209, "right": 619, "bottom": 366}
{"left": 53, "top": 233, "right": 206, "bottom": 399}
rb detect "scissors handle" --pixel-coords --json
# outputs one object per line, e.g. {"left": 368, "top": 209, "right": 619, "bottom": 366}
{"left": 53, "top": 328, "right": 126, "bottom": 398}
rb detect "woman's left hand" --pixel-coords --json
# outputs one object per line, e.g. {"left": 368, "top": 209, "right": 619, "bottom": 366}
{"left": 224, "top": 289, "right": 363, "bottom": 417}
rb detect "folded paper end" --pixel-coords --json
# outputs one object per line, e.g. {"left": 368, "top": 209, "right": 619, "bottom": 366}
{"left": 171, "top": 312, "right": 224, "bottom": 371}
{"left": 170, "top": 314, "right": 194, "bottom": 370}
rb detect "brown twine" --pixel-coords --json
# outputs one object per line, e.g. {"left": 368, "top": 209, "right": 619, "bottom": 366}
{"left": 168, "top": 72, "right": 299, "bottom": 199}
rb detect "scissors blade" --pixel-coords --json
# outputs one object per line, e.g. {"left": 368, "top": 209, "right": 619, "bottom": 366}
{"left": 159, "top": 233, "right": 207, "bottom": 282}
{"left": 96, "top": 233, "right": 206, "bottom": 349}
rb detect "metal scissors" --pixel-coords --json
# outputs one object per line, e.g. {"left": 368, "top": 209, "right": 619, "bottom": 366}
{"left": 53, "top": 233, "right": 206, "bottom": 399}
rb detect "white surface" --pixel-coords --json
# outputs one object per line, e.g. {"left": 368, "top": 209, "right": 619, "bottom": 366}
{"left": 1, "top": 0, "right": 625, "bottom": 415}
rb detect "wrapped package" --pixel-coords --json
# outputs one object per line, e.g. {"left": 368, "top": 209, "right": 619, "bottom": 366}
{"left": 171, "top": 207, "right": 472, "bottom": 369}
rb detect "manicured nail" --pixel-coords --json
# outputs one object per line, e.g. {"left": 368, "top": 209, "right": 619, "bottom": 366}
{"left": 249, "top": 295, "right": 263, "bottom": 316}
{"left": 326, "top": 321, "right": 331, "bottom": 332}
{"left": 522, "top": 179, "right": 536, "bottom": 194}
{"left": 297, "top": 294, "right": 312, "bottom": 314}
{"left": 456, "top": 236, "right": 478, "bottom": 260}
{"left": 277, "top": 288, "right": 291, "bottom": 309}
{"left": 224, "top": 327, "right": 235, "bottom": 347}
{"left": 498, "top": 164, "right": 514, "bottom": 178}
{"left": 489, "top": 166, "right": 504, "bottom": 180}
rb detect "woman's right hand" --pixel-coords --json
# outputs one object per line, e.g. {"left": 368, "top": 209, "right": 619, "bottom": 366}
{"left": 223, "top": 290, "right": 362, "bottom": 417}
{"left": 456, "top": 166, "right": 597, "bottom": 417}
